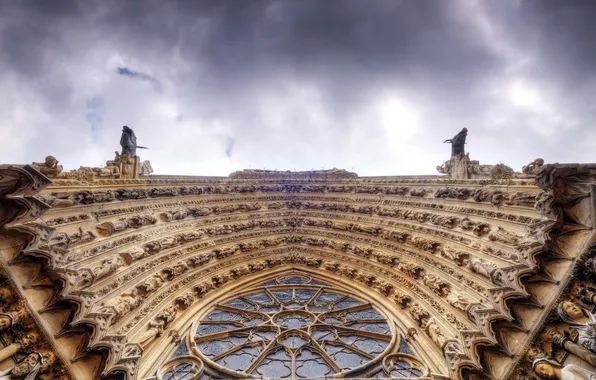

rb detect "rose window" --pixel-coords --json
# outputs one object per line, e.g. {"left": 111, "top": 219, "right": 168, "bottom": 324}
{"left": 191, "top": 274, "right": 401, "bottom": 378}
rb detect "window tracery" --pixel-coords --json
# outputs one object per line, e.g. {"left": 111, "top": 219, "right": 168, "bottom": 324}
{"left": 162, "top": 273, "right": 429, "bottom": 379}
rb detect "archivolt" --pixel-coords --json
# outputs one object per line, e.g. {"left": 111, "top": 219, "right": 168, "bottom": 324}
{"left": 3, "top": 171, "right": 576, "bottom": 380}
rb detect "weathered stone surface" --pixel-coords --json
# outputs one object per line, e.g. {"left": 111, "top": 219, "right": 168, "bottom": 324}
{"left": 0, "top": 139, "right": 594, "bottom": 379}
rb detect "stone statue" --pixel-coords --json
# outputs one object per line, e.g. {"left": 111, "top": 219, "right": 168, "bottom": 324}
{"left": 139, "top": 160, "right": 153, "bottom": 176}
{"left": 100, "top": 290, "right": 140, "bottom": 318}
{"left": 0, "top": 314, "right": 13, "bottom": 333}
{"left": 119, "top": 246, "right": 148, "bottom": 265}
{"left": 522, "top": 158, "right": 545, "bottom": 175}
{"left": 533, "top": 357, "right": 596, "bottom": 380}
{"left": 92, "top": 153, "right": 121, "bottom": 177}
{"left": 466, "top": 257, "right": 494, "bottom": 278}
{"left": 120, "top": 152, "right": 135, "bottom": 177}
{"left": 94, "top": 256, "right": 125, "bottom": 282}
{"left": 423, "top": 318, "right": 448, "bottom": 348}
{"left": 558, "top": 301, "right": 596, "bottom": 354}
{"left": 0, "top": 352, "right": 42, "bottom": 380}
{"left": 31, "top": 155, "right": 63, "bottom": 177}
{"left": 446, "top": 293, "right": 471, "bottom": 311}
{"left": 443, "top": 128, "right": 468, "bottom": 157}
{"left": 135, "top": 305, "right": 178, "bottom": 348}
{"left": 120, "top": 126, "right": 147, "bottom": 158}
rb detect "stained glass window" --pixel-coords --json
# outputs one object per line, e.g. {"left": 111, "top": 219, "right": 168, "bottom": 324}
{"left": 192, "top": 274, "right": 399, "bottom": 378}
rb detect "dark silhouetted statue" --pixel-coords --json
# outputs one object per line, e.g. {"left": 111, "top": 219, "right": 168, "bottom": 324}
{"left": 444, "top": 128, "right": 468, "bottom": 157}
{"left": 120, "top": 126, "right": 147, "bottom": 158}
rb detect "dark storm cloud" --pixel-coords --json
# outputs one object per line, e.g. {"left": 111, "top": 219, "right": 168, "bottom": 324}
{"left": 0, "top": 0, "right": 595, "bottom": 175}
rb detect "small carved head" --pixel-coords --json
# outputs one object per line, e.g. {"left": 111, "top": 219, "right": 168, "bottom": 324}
{"left": 44, "top": 156, "right": 58, "bottom": 167}
{"left": 0, "top": 314, "right": 13, "bottom": 332}
{"left": 532, "top": 358, "right": 560, "bottom": 380}
{"left": 558, "top": 300, "right": 588, "bottom": 323}
{"left": 12, "top": 353, "right": 42, "bottom": 376}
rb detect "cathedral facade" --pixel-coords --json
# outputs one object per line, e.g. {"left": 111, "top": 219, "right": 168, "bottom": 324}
{"left": 0, "top": 129, "right": 594, "bottom": 379}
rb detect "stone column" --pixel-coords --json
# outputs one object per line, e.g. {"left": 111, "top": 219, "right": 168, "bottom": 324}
{"left": 0, "top": 343, "right": 21, "bottom": 363}
{"left": 551, "top": 332, "right": 596, "bottom": 367}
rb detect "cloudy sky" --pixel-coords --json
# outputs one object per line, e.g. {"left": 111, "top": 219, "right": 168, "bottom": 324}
{"left": 1, "top": 0, "right": 595, "bottom": 176}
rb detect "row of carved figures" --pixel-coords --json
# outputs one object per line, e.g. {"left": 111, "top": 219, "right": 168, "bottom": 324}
{"left": 60, "top": 211, "right": 527, "bottom": 264}
{"left": 32, "top": 153, "right": 152, "bottom": 180}
{"left": 42, "top": 183, "right": 541, "bottom": 208}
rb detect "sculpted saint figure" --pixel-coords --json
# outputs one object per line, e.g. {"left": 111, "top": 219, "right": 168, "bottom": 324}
{"left": 0, "top": 314, "right": 13, "bottom": 333}
{"left": 533, "top": 358, "right": 596, "bottom": 380}
{"left": 120, "top": 152, "right": 135, "bottom": 178}
{"left": 423, "top": 318, "right": 448, "bottom": 348}
{"left": 92, "top": 152, "right": 121, "bottom": 177}
{"left": 466, "top": 257, "right": 494, "bottom": 278}
{"left": 558, "top": 301, "right": 596, "bottom": 354}
{"left": 119, "top": 246, "right": 148, "bottom": 265}
{"left": 100, "top": 291, "right": 139, "bottom": 318}
{"left": 136, "top": 305, "right": 178, "bottom": 348}
{"left": 32, "top": 155, "right": 63, "bottom": 177}
{"left": 446, "top": 294, "right": 471, "bottom": 311}
{"left": 96, "top": 220, "right": 128, "bottom": 237}
{"left": 120, "top": 126, "right": 147, "bottom": 158}
{"left": 94, "top": 256, "right": 125, "bottom": 281}
{"left": 0, "top": 352, "right": 42, "bottom": 380}
{"left": 443, "top": 128, "right": 468, "bottom": 157}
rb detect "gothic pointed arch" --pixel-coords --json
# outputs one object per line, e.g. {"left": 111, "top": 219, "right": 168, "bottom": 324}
{"left": 142, "top": 269, "right": 437, "bottom": 379}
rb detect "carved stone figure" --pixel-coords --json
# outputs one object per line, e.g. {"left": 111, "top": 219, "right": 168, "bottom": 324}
{"left": 466, "top": 257, "right": 494, "bottom": 278}
{"left": 135, "top": 305, "right": 178, "bottom": 349}
{"left": 423, "top": 274, "right": 450, "bottom": 296}
{"left": 127, "top": 214, "right": 157, "bottom": 228}
{"left": 80, "top": 256, "right": 125, "bottom": 287}
{"left": 506, "top": 192, "right": 538, "bottom": 206}
{"left": 139, "top": 160, "right": 153, "bottom": 176}
{"left": 488, "top": 226, "right": 521, "bottom": 245}
{"left": 161, "top": 210, "right": 188, "bottom": 222}
{"left": 533, "top": 358, "right": 596, "bottom": 380}
{"left": 558, "top": 301, "right": 596, "bottom": 354}
{"left": 446, "top": 293, "right": 471, "bottom": 311}
{"left": 424, "top": 318, "right": 448, "bottom": 348}
{"left": 0, "top": 314, "right": 13, "bottom": 333}
{"left": 394, "top": 293, "right": 412, "bottom": 309}
{"left": 92, "top": 154, "right": 121, "bottom": 178}
{"left": 69, "top": 227, "right": 96, "bottom": 245}
{"left": 137, "top": 275, "right": 164, "bottom": 294}
{"left": 120, "top": 126, "right": 147, "bottom": 158}
{"left": 120, "top": 152, "right": 135, "bottom": 178}
{"left": 0, "top": 352, "right": 42, "bottom": 380}
{"left": 400, "top": 263, "right": 424, "bottom": 279}
{"left": 119, "top": 246, "right": 148, "bottom": 265}
{"left": 32, "top": 155, "right": 63, "bottom": 177}
{"left": 96, "top": 220, "right": 129, "bottom": 237}
{"left": 436, "top": 160, "right": 451, "bottom": 175}
{"left": 522, "top": 158, "right": 545, "bottom": 175}
{"left": 175, "top": 293, "right": 195, "bottom": 309}
{"left": 441, "top": 246, "right": 469, "bottom": 266}
{"left": 100, "top": 290, "right": 140, "bottom": 318}
{"left": 444, "top": 128, "right": 468, "bottom": 157}
{"left": 459, "top": 218, "right": 490, "bottom": 236}
{"left": 409, "top": 303, "right": 430, "bottom": 326}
